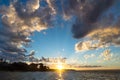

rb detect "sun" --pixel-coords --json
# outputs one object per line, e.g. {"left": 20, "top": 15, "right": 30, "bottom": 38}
{"left": 56, "top": 62, "right": 64, "bottom": 70}
{"left": 57, "top": 64, "right": 63, "bottom": 70}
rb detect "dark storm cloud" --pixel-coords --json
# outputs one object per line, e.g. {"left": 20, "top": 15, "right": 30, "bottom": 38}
{"left": 69, "top": 0, "right": 115, "bottom": 38}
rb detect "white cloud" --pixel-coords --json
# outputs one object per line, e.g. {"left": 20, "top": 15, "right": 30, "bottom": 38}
{"left": 46, "top": 0, "right": 56, "bottom": 15}
{"left": 99, "top": 49, "right": 113, "bottom": 61}
{"left": 27, "top": 0, "right": 40, "bottom": 13}
{"left": 84, "top": 54, "right": 95, "bottom": 60}
{"left": 75, "top": 28, "right": 120, "bottom": 52}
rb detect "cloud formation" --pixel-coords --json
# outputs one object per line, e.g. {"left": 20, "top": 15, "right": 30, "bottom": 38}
{"left": 69, "top": 0, "right": 120, "bottom": 52}
{"left": 70, "top": 0, "right": 115, "bottom": 38}
{"left": 0, "top": 0, "right": 120, "bottom": 62}
{"left": 75, "top": 40, "right": 92, "bottom": 52}
{"left": 0, "top": 0, "right": 55, "bottom": 61}
{"left": 100, "top": 49, "right": 112, "bottom": 61}
{"left": 75, "top": 27, "right": 120, "bottom": 52}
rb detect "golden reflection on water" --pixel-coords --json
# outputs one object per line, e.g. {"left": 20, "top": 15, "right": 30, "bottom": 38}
{"left": 57, "top": 70, "right": 64, "bottom": 80}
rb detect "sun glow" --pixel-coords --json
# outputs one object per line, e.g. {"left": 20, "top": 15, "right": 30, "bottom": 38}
{"left": 57, "top": 64, "right": 63, "bottom": 70}
{"left": 56, "top": 62, "right": 64, "bottom": 70}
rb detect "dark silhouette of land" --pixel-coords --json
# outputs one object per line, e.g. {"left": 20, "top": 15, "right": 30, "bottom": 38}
{"left": 0, "top": 59, "right": 50, "bottom": 71}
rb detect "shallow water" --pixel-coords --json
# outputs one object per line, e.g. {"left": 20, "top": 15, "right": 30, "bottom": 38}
{"left": 0, "top": 70, "right": 120, "bottom": 80}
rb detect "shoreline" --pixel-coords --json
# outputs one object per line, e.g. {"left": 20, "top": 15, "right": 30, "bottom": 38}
{"left": 0, "top": 69, "right": 120, "bottom": 72}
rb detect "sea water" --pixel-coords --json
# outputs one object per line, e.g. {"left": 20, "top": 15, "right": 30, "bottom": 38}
{"left": 0, "top": 70, "right": 120, "bottom": 80}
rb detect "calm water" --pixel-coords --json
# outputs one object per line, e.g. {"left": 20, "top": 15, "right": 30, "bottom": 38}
{"left": 0, "top": 70, "right": 120, "bottom": 80}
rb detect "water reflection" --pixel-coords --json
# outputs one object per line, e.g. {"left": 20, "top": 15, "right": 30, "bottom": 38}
{"left": 57, "top": 70, "right": 64, "bottom": 80}
{"left": 0, "top": 71, "right": 119, "bottom": 80}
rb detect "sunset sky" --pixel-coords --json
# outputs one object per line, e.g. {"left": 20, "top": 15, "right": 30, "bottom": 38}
{"left": 0, "top": 0, "right": 120, "bottom": 69}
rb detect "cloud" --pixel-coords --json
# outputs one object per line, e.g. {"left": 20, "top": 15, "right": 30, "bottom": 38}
{"left": 0, "top": 0, "right": 55, "bottom": 61}
{"left": 78, "top": 65, "right": 102, "bottom": 68}
{"left": 100, "top": 49, "right": 113, "bottom": 61}
{"left": 97, "top": 49, "right": 120, "bottom": 63}
{"left": 67, "top": 0, "right": 115, "bottom": 38}
{"left": 84, "top": 54, "right": 95, "bottom": 60}
{"left": 68, "top": 0, "right": 120, "bottom": 52}
{"left": 0, "top": 0, "right": 120, "bottom": 63}
{"left": 26, "top": 0, "right": 40, "bottom": 13}
{"left": 28, "top": 50, "right": 35, "bottom": 57}
{"left": 75, "top": 40, "right": 103, "bottom": 52}
{"left": 75, "top": 27, "right": 120, "bottom": 52}
{"left": 46, "top": 0, "right": 56, "bottom": 15}
{"left": 75, "top": 40, "right": 92, "bottom": 52}
{"left": 88, "top": 28, "right": 120, "bottom": 45}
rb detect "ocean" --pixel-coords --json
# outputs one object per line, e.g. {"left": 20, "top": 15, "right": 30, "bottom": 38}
{"left": 0, "top": 70, "right": 120, "bottom": 80}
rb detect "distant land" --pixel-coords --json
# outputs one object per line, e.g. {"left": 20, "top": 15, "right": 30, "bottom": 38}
{"left": 0, "top": 61, "right": 51, "bottom": 72}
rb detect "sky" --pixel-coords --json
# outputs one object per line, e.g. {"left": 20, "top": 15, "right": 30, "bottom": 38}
{"left": 0, "top": 0, "right": 120, "bottom": 69}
